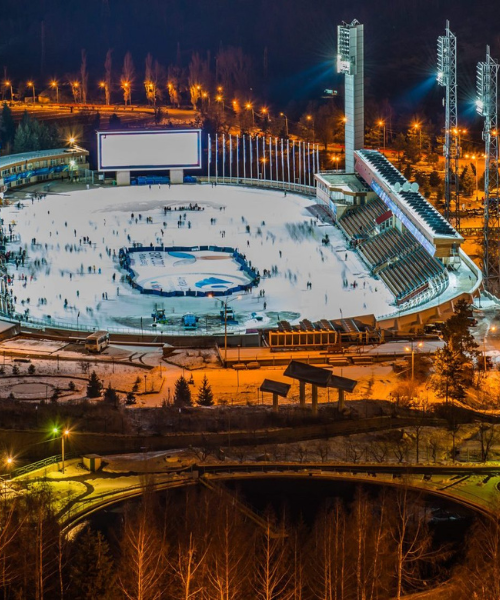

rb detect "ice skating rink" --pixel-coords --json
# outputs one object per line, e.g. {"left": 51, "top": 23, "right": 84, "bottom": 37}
{"left": 3, "top": 183, "right": 395, "bottom": 332}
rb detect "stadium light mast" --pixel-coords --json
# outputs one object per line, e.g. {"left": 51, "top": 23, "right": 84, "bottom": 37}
{"left": 437, "top": 20, "right": 459, "bottom": 226}
{"left": 476, "top": 45, "right": 500, "bottom": 293}
{"left": 337, "top": 19, "right": 364, "bottom": 173}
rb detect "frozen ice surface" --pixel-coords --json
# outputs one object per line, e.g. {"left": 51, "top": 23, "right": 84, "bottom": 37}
{"left": 4, "top": 184, "right": 396, "bottom": 332}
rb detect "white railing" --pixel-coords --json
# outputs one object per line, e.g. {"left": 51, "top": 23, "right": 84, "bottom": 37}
{"left": 197, "top": 176, "right": 316, "bottom": 196}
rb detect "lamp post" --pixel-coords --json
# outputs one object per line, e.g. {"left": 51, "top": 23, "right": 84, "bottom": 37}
{"left": 465, "top": 154, "right": 479, "bottom": 201}
{"left": 53, "top": 428, "right": 70, "bottom": 474}
{"left": 99, "top": 81, "right": 108, "bottom": 105}
{"left": 306, "top": 115, "right": 315, "bottom": 142}
{"left": 413, "top": 123, "right": 422, "bottom": 150}
{"left": 50, "top": 80, "right": 59, "bottom": 104}
{"left": 246, "top": 102, "right": 255, "bottom": 126}
{"left": 209, "top": 295, "right": 241, "bottom": 367}
{"left": 405, "top": 340, "right": 424, "bottom": 385}
{"left": 4, "top": 81, "right": 13, "bottom": 102}
{"left": 27, "top": 81, "right": 35, "bottom": 103}
{"left": 71, "top": 81, "right": 80, "bottom": 104}
{"left": 279, "top": 112, "right": 289, "bottom": 137}
{"left": 378, "top": 120, "right": 386, "bottom": 150}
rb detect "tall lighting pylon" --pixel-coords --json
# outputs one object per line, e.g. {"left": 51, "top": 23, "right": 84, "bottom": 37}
{"left": 476, "top": 45, "right": 500, "bottom": 293}
{"left": 437, "top": 20, "right": 459, "bottom": 227}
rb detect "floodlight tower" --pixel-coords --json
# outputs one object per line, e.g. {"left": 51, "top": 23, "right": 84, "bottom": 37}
{"left": 337, "top": 19, "right": 364, "bottom": 173}
{"left": 437, "top": 20, "right": 459, "bottom": 226}
{"left": 476, "top": 46, "right": 500, "bottom": 292}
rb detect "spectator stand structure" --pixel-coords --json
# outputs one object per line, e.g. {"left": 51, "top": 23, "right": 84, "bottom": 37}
{"left": 283, "top": 360, "right": 357, "bottom": 414}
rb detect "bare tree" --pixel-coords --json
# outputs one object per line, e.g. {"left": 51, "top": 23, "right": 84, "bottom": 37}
{"left": 104, "top": 49, "right": 112, "bottom": 105}
{"left": 206, "top": 500, "right": 252, "bottom": 599}
{"left": 308, "top": 501, "right": 347, "bottom": 599}
{"left": 171, "top": 532, "right": 207, "bottom": 600}
{"left": 456, "top": 513, "right": 500, "bottom": 599}
{"left": 118, "top": 496, "right": 167, "bottom": 600}
{"left": 253, "top": 517, "right": 292, "bottom": 600}
{"left": 390, "top": 488, "right": 445, "bottom": 599}
{"left": 80, "top": 49, "right": 88, "bottom": 104}
{"left": 121, "top": 51, "right": 135, "bottom": 105}
{"left": 479, "top": 424, "right": 499, "bottom": 462}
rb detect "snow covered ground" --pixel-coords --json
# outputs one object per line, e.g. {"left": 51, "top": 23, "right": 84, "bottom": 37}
{"left": 3, "top": 183, "right": 396, "bottom": 333}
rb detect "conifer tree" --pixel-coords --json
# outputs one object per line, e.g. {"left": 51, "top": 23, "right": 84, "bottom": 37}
{"left": 173, "top": 375, "right": 192, "bottom": 407}
{"left": 197, "top": 375, "right": 214, "bottom": 407}
{"left": 87, "top": 371, "right": 102, "bottom": 398}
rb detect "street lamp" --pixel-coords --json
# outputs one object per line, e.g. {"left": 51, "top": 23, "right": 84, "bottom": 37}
{"left": 50, "top": 80, "right": 59, "bottom": 104}
{"left": 246, "top": 102, "right": 255, "bottom": 126}
{"left": 209, "top": 295, "right": 241, "bottom": 367}
{"left": 27, "top": 81, "right": 35, "bottom": 103}
{"left": 306, "top": 115, "right": 315, "bottom": 142}
{"left": 465, "top": 154, "right": 479, "bottom": 201}
{"left": 331, "top": 155, "right": 341, "bottom": 172}
{"left": 378, "top": 120, "right": 386, "bottom": 150}
{"left": 99, "top": 81, "right": 108, "bottom": 105}
{"left": 404, "top": 340, "right": 424, "bottom": 384}
{"left": 53, "top": 428, "right": 70, "bottom": 474}
{"left": 452, "top": 128, "right": 467, "bottom": 156}
{"left": 122, "top": 81, "right": 130, "bottom": 105}
{"left": 4, "top": 80, "right": 13, "bottom": 102}
{"left": 413, "top": 123, "right": 422, "bottom": 150}
{"left": 279, "top": 112, "right": 289, "bottom": 137}
{"left": 72, "top": 81, "right": 80, "bottom": 103}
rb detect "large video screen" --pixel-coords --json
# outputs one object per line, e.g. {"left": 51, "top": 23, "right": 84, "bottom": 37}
{"left": 97, "top": 129, "right": 202, "bottom": 171}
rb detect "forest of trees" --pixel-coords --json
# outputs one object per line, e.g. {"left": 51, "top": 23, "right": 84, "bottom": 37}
{"left": 0, "top": 481, "right": 497, "bottom": 599}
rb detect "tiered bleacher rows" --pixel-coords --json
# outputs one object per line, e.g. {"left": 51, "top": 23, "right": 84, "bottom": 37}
{"left": 338, "top": 200, "right": 448, "bottom": 306}
{"left": 338, "top": 197, "right": 386, "bottom": 238}
{"left": 359, "top": 228, "right": 418, "bottom": 269}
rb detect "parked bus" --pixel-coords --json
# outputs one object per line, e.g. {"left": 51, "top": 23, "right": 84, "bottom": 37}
{"left": 85, "top": 330, "right": 110, "bottom": 353}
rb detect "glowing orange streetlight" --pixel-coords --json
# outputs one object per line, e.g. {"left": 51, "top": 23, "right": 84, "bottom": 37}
{"left": 4, "top": 80, "right": 13, "bottom": 102}
{"left": 27, "top": 81, "right": 36, "bottom": 103}
{"left": 50, "top": 80, "right": 59, "bottom": 103}
{"left": 378, "top": 119, "right": 386, "bottom": 149}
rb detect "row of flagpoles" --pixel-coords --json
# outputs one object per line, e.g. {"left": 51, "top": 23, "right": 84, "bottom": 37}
{"left": 207, "top": 134, "right": 321, "bottom": 188}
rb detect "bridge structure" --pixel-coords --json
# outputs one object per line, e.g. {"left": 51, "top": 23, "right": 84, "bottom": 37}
{"left": 10, "top": 457, "right": 500, "bottom": 530}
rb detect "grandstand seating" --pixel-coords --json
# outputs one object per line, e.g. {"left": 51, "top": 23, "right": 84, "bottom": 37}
{"left": 338, "top": 197, "right": 387, "bottom": 238}
{"left": 339, "top": 203, "right": 448, "bottom": 307}
{"left": 358, "top": 228, "right": 418, "bottom": 269}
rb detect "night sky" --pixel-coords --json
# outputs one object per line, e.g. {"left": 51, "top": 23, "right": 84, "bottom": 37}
{"left": 1, "top": 0, "right": 500, "bottom": 115}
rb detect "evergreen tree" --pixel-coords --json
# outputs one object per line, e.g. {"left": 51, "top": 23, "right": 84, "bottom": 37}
{"left": 87, "top": 371, "right": 102, "bottom": 398}
{"left": 108, "top": 113, "right": 122, "bottom": 129}
{"left": 460, "top": 165, "right": 475, "bottom": 197}
{"left": 68, "top": 527, "right": 115, "bottom": 600}
{"left": 429, "top": 170, "right": 441, "bottom": 188}
{"left": 431, "top": 345, "right": 467, "bottom": 404}
{"left": 0, "top": 103, "right": 15, "bottom": 150}
{"left": 13, "top": 114, "right": 60, "bottom": 153}
{"left": 432, "top": 299, "right": 480, "bottom": 400}
{"left": 173, "top": 375, "right": 192, "bottom": 407}
{"left": 197, "top": 375, "right": 214, "bottom": 406}
{"left": 103, "top": 384, "right": 120, "bottom": 408}
{"left": 442, "top": 298, "right": 480, "bottom": 365}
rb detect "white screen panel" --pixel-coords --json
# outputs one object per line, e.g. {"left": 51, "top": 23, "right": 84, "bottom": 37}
{"left": 97, "top": 129, "right": 202, "bottom": 171}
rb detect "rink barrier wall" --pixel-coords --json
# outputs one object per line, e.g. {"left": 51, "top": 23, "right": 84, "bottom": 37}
{"left": 197, "top": 176, "right": 316, "bottom": 197}
{"left": 119, "top": 245, "right": 259, "bottom": 298}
